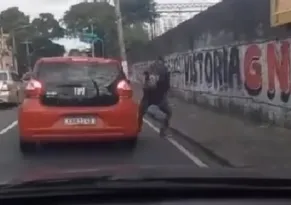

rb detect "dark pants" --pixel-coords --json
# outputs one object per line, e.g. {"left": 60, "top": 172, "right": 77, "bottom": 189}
{"left": 138, "top": 92, "right": 172, "bottom": 131}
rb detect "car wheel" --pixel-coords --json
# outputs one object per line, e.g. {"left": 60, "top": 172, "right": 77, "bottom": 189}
{"left": 20, "top": 141, "right": 36, "bottom": 154}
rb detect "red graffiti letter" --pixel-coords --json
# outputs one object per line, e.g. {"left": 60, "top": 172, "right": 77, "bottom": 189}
{"left": 267, "top": 41, "right": 290, "bottom": 94}
{"left": 244, "top": 44, "right": 262, "bottom": 96}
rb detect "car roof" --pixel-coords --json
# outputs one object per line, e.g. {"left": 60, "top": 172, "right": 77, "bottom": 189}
{"left": 0, "top": 70, "right": 15, "bottom": 74}
{"left": 36, "top": 56, "right": 120, "bottom": 64}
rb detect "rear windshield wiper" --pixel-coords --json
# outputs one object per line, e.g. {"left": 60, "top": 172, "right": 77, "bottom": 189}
{"left": 90, "top": 79, "right": 100, "bottom": 97}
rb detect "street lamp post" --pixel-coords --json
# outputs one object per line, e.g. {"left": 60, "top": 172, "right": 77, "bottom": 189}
{"left": 90, "top": 24, "right": 95, "bottom": 57}
{"left": 11, "top": 24, "right": 31, "bottom": 73}
{"left": 21, "top": 39, "right": 32, "bottom": 70}
{"left": 93, "top": 37, "right": 104, "bottom": 57}
{"left": 11, "top": 30, "right": 16, "bottom": 70}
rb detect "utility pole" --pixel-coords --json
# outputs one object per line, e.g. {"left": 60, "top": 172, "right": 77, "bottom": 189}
{"left": 21, "top": 39, "right": 32, "bottom": 70}
{"left": 0, "top": 27, "right": 4, "bottom": 69}
{"left": 11, "top": 30, "right": 17, "bottom": 72}
{"left": 90, "top": 24, "right": 95, "bottom": 57}
{"left": 10, "top": 25, "right": 31, "bottom": 73}
{"left": 113, "top": 0, "right": 129, "bottom": 79}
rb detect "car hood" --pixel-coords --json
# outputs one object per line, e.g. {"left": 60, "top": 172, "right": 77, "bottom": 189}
{"left": 2, "top": 165, "right": 291, "bottom": 186}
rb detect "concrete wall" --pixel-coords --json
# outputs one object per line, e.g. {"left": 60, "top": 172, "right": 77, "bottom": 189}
{"left": 128, "top": 0, "right": 291, "bottom": 128}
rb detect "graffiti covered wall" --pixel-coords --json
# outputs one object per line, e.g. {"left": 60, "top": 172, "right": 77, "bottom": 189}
{"left": 131, "top": 39, "right": 291, "bottom": 127}
{"left": 128, "top": 0, "right": 291, "bottom": 127}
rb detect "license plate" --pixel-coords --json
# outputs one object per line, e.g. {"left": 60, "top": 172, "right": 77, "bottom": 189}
{"left": 64, "top": 117, "right": 96, "bottom": 125}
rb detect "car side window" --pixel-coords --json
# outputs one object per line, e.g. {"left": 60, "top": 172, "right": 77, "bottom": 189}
{"left": 11, "top": 73, "right": 21, "bottom": 82}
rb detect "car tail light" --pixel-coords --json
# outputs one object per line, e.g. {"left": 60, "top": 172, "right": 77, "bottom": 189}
{"left": 117, "top": 80, "right": 132, "bottom": 98}
{"left": 25, "top": 79, "right": 43, "bottom": 98}
{"left": 0, "top": 82, "right": 9, "bottom": 91}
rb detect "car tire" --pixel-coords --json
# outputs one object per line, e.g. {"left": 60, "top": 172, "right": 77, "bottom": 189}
{"left": 20, "top": 141, "right": 36, "bottom": 154}
{"left": 123, "top": 137, "right": 138, "bottom": 150}
{"left": 16, "top": 92, "right": 22, "bottom": 105}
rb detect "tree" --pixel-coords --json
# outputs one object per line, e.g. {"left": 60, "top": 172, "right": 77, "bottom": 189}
{"left": 30, "top": 37, "right": 65, "bottom": 65}
{"left": 18, "top": 36, "right": 65, "bottom": 75}
{"left": 62, "top": 1, "right": 154, "bottom": 57}
{"left": 124, "top": 23, "right": 149, "bottom": 50}
{"left": 0, "top": 7, "right": 32, "bottom": 49}
{"left": 0, "top": 7, "right": 30, "bottom": 33}
{"left": 120, "top": 0, "right": 158, "bottom": 24}
{"left": 0, "top": 7, "right": 65, "bottom": 73}
{"left": 28, "top": 13, "right": 65, "bottom": 69}
{"left": 63, "top": 2, "right": 115, "bottom": 34}
{"left": 31, "top": 13, "right": 64, "bottom": 39}
{"left": 63, "top": 2, "right": 118, "bottom": 56}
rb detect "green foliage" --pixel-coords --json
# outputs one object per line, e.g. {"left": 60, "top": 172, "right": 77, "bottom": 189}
{"left": 124, "top": 23, "right": 149, "bottom": 51}
{"left": 31, "top": 13, "right": 65, "bottom": 39}
{"left": 63, "top": 2, "right": 115, "bottom": 35}
{"left": 120, "top": 0, "right": 158, "bottom": 24}
{"left": 62, "top": 0, "right": 156, "bottom": 57}
{"left": 0, "top": 7, "right": 65, "bottom": 74}
{"left": 0, "top": 0, "right": 157, "bottom": 68}
{"left": 0, "top": 7, "right": 30, "bottom": 33}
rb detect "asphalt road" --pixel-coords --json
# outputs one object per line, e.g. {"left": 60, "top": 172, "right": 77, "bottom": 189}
{"left": 0, "top": 105, "right": 212, "bottom": 183}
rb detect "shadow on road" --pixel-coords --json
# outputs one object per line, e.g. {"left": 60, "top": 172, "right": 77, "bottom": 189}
{"left": 20, "top": 141, "right": 137, "bottom": 160}
{"left": 0, "top": 103, "right": 17, "bottom": 110}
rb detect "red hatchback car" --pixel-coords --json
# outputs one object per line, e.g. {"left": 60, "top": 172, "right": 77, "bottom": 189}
{"left": 18, "top": 56, "right": 140, "bottom": 153}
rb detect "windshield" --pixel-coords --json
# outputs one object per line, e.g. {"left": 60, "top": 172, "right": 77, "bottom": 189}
{"left": 2, "top": 0, "right": 291, "bottom": 193}
{"left": 36, "top": 62, "right": 121, "bottom": 86}
{"left": 0, "top": 72, "right": 8, "bottom": 81}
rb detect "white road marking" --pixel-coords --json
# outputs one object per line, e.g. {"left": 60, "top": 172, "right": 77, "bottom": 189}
{"left": 143, "top": 118, "right": 208, "bottom": 168}
{"left": 0, "top": 121, "right": 18, "bottom": 135}
{"left": 0, "top": 118, "right": 208, "bottom": 167}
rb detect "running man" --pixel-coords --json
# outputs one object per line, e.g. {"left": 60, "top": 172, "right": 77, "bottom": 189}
{"left": 138, "top": 56, "right": 172, "bottom": 137}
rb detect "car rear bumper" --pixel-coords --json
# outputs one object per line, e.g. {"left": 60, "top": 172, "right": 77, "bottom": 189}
{"left": 19, "top": 129, "right": 138, "bottom": 143}
{"left": 19, "top": 98, "right": 140, "bottom": 142}
{"left": 0, "top": 91, "right": 15, "bottom": 103}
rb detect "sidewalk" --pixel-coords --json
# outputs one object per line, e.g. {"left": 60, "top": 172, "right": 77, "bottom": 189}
{"left": 132, "top": 83, "right": 291, "bottom": 170}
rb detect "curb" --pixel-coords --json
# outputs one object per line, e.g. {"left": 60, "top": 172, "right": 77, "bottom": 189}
{"left": 132, "top": 82, "right": 235, "bottom": 167}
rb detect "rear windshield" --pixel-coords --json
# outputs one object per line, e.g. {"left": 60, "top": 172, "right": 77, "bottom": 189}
{"left": 35, "top": 62, "right": 124, "bottom": 86}
{"left": 0, "top": 72, "right": 8, "bottom": 81}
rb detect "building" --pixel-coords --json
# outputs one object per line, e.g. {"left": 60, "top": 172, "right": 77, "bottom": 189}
{"left": 271, "top": 0, "right": 291, "bottom": 27}
{"left": 0, "top": 33, "right": 14, "bottom": 71}
{"left": 146, "top": 13, "right": 195, "bottom": 38}
{"left": 146, "top": 1, "right": 220, "bottom": 39}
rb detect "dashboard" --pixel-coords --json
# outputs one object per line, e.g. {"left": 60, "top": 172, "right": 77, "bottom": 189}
{"left": 45, "top": 199, "right": 291, "bottom": 205}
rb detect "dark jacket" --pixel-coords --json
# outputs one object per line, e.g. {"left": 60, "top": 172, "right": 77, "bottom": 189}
{"left": 143, "top": 62, "right": 170, "bottom": 103}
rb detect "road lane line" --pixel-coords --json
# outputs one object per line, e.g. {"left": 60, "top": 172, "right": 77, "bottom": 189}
{"left": 143, "top": 118, "right": 208, "bottom": 167}
{"left": 0, "top": 120, "right": 18, "bottom": 135}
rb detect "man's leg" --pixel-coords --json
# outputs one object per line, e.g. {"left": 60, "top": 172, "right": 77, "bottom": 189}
{"left": 138, "top": 95, "right": 150, "bottom": 131}
{"left": 157, "top": 96, "right": 172, "bottom": 137}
